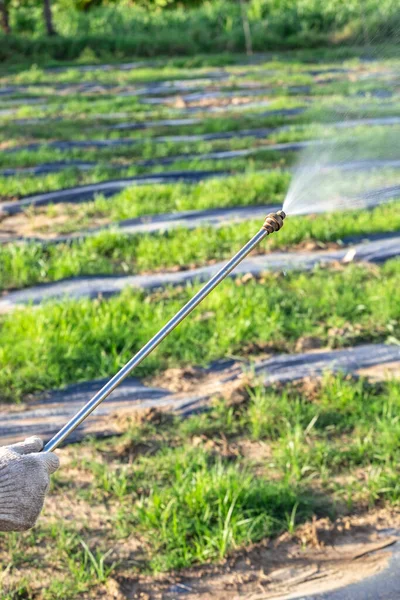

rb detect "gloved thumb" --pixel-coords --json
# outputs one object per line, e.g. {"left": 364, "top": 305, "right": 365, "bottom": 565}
{"left": 8, "top": 436, "right": 44, "bottom": 455}
{"left": 37, "top": 452, "right": 60, "bottom": 475}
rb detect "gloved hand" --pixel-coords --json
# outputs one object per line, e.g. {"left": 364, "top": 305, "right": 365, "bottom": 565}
{"left": 0, "top": 436, "right": 59, "bottom": 532}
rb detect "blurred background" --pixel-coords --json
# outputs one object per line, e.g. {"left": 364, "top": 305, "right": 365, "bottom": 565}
{"left": 1, "top": 0, "right": 400, "bottom": 62}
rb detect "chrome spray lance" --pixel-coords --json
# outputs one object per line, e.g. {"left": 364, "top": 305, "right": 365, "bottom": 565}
{"left": 44, "top": 210, "right": 286, "bottom": 452}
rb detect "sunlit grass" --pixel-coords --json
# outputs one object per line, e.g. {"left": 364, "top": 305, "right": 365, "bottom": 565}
{"left": 2, "top": 200, "right": 400, "bottom": 292}
{"left": 1, "top": 260, "right": 399, "bottom": 401}
{"left": 1, "top": 49, "right": 400, "bottom": 598}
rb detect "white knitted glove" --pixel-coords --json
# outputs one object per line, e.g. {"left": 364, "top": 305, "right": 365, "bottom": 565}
{"left": 0, "top": 436, "right": 59, "bottom": 532}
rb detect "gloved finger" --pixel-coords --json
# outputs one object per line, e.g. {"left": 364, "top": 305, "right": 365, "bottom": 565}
{"left": 37, "top": 452, "right": 60, "bottom": 475}
{"left": 8, "top": 436, "right": 43, "bottom": 455}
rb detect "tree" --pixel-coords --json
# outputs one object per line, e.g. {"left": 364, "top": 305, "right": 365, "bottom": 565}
{"left": 43, "top": 0, "right": 56, "bottom": 35}
{"left": 239, "top": 0, "right": 252, "bottom": 56}
{"left": 0, "top": 0, "right": 11, "bottom": 34}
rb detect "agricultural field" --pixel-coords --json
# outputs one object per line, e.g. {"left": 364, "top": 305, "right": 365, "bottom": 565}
{"left": 1, "top": 49, "right": 400, "bottom": 599}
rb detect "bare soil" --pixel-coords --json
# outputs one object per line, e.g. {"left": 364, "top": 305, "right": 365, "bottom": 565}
{"left": 101, "top": 509, "right": 400, "bottom": 599}
{"left": 3, "top": 433, "right": 399, "bottom": 600}
{"left": 2, "top": 362, "right": 400, "bottom": 599}
{"left": 0, "top": 205, "right": 110, "bottom": 239}
{"left": 172, "top": 95, "right": 270, "bottom": 109}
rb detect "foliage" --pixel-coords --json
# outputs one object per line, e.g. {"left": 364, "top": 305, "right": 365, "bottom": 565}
{"left": 1, "top": 0, "right": 400, "bottom": 60}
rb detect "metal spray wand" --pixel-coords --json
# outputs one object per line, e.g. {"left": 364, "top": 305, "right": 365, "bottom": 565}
{"left": 44, "top": 210, "right": 286, "bottom": 452}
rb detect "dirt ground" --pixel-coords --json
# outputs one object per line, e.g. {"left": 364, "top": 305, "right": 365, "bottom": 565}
{"left": 101, "top": 509, "right": 400, "bottom": 600}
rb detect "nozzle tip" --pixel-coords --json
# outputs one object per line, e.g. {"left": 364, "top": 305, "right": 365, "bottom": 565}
{"left": 262, "top": 210, "right": 286, "bottom": 234}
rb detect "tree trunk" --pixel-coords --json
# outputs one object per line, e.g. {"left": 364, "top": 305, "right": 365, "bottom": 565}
{"left": 239, "top": 0, "right": 253, "bottom": 56}
{"left": 360, "top": 2, "right": 370, "bottom": 47}
{"left": 0, "top": 1, "right": 10, "bottom": 35}
{"left": 43, "top": 0, "right": 56, "bottom": 36}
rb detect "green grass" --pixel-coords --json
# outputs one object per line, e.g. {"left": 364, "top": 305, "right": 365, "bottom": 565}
{"left": 6, "top": 161, "right": 399, "bottom": 235}
{"left": 0, "top": 170, "right": 286, "bottom": 234}
{"left": 0, "top": 133, "right": 305, "bottom": 170}
{"left": 0, "top": 107, "right": 296, "bottom": 147}
{"left": 0, "top": 114, "right": 314, "bottom": 154}
{"left": 2, "top": 76, "right": 395, "bottom": 102}
{"left": 0, "top": 168, "right": 112, "bottom": 201}
{"left": 1, "top": 150, "right": 397, "bottom": 204}
{"left": 85, "top": 444, "right": 315, "bottom": 571}
{"left": 1, "top": 259, "right": 399, "bottom": 401}
{"left": 0, "top": 118, "right": 342, "bottom": 167}
{"left": 0, "top": 525, "right": 116, "bottom": 599}
{"left": 1, "top": 120, "right": 399, "bottom": 197}
{"left": 132, "top": 449, "right": 313, "bottom": 571}
{"left": 2, "top": 200, "right": 400, "bottom": 292}
{"left": 2, "top": 371, "right": 400, "bottom": 595}
{"left": 0, "top": 51, "right": 383, "bottom": 85}
{"left": 1, "top": 96, "right": 398, "bottom": 147}
{"left": 93, "top": 374, "right": 400, "bottom": 503}
{"left": 0, "top": 159, "right": 292, "bottom": 202}
{"left": 1, "top": 375, "right": 399, "bottom": 598}
{"left": 55, "top": 171, "right": 290, "bottom": 221}
{"left": 2, "top": 94, "right": 398, "bottom": 143}
{"left": 0, "top": 67, "right": 314, "bottom": 89}
{"left": 0, "top": 63, "right": 388, "bottom": 93}
{"left": 1, "top": 49, "right": 400, "bottom": 598}
{"left": 177, "top": 375, "right": 400, "bottom": 506}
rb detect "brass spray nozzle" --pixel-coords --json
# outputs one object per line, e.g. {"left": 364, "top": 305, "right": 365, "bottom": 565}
{"left": 262, "top": 209, "right": 286, "bottom": 234}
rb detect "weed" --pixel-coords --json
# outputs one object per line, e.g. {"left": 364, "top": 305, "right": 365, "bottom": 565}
{"left": 132, "top": 447, "right": 313, "bottom": 570}
{"left": 1, "top": 260, "right": 399, "bottom": 401}
{"left": 2, "top": 199, "right": 400, "bottom": 292}
{"left": 1, "top": 50, "right": 400, "bottom": 596}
